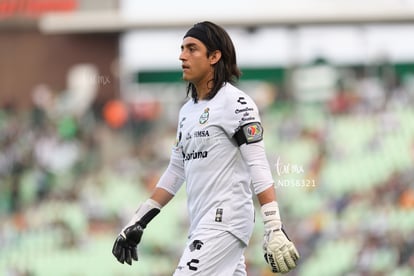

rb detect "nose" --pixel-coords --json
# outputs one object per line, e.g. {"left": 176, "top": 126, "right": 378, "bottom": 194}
{"left": 179, "top": 48, "right": 187, "bottom": 61}
{"left": 179, "top": 52, "right": 185, "bottom": 61}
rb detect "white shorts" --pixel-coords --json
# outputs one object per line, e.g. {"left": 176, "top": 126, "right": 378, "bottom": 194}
{"left": 173, "top": 229, "right": 247, "bottom": 276}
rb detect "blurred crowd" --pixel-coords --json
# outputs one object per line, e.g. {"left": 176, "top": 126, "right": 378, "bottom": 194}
{"left": 1, "top": 61, "right": 414, "bottom": 276}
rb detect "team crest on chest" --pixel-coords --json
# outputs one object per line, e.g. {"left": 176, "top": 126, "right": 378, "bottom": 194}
{"left": 199, "top": 108, "right": 210, "bottom": 124}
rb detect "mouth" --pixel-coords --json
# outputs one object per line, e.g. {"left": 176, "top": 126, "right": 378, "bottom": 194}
{"left": 182, "top": 64, "right": 190, "bottom": 71}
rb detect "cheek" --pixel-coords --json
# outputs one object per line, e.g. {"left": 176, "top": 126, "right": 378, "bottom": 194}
{"left": 195, "top": 57, "right": 211, "bottom": 71}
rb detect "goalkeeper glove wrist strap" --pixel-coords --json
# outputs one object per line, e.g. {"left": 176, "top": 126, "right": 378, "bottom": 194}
{"left": 261, "top": 201, "right": 282, "bottom": 230}
{"left": 125, "top": 199, "right": 161, "bottom": 230}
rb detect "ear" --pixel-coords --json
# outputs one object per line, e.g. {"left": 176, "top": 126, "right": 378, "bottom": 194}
{"left": 209, "top": 50, "right": 222, "bottom": 65}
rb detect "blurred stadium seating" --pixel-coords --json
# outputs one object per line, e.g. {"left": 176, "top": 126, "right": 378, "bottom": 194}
{"left": 1, "top": 63, "right": 413, "bottom": 275}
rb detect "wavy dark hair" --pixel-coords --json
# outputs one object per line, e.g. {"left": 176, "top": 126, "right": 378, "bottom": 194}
{"left": 185, "top": 21, "right": 241, "bottom": 102}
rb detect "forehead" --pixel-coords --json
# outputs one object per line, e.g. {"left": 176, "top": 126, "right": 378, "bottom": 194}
{"left": 181, "top": 37, "right": 206, "bottom": 48}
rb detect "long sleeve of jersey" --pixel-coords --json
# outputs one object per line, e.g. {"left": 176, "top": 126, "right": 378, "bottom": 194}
{"left": 155, "top": 146, "right": 185, "bottom": 195}
{"left": 239, "top": 140, "right": 274, "bottom": 195}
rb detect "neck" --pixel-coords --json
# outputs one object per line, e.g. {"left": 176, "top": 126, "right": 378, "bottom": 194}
{"left": 195, "top": 85, "right": 210, "bottom": 100}
{"left": 194, "top": 72, "right": 214, "bottom": 100}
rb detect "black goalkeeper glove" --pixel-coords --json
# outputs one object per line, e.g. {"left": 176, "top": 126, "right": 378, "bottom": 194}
{"left": 112, "top": 199, "right": 161, "bottom": 265}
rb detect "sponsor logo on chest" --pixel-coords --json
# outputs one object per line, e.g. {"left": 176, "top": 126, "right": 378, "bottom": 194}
{"left": 193, "top": 130, "right": 210, "bottom": 137}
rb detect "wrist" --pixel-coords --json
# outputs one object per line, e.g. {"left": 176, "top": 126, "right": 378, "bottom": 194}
{"left": 261, "top": 201, "right": 282, "bottom": 230}
{"left": 124, "top": 199, "right": 161, "bottom": 231}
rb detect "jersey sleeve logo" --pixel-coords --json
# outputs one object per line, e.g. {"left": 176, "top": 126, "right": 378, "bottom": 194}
{"left": 243, "top": 122, "right": 263, "bottom": 143}
{"left": 237, "top": 97, "right": 247, "bottom": 105}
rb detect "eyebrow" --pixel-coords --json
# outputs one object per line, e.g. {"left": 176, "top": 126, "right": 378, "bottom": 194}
{"left": 181, "top": 42, "right": 198, "bottom": 49}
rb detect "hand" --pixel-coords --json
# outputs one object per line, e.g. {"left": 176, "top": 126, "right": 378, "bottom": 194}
{"left": 112, "top": 199, "right": 161, "bottom": 265}
{"left": 112, "top": 222, "right": 144, "bottom": 265}
{"left": 263, "top": 227, "right": 300, "bottom": 273}
{"left": 260, "top": 201, "right": 299, "bottom": 274}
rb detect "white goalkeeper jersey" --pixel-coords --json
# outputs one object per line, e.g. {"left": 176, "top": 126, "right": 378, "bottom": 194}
{"left": 162, "top": 83, "right": 274, "bottom": 245}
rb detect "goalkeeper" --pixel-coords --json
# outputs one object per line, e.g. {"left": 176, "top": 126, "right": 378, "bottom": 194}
{"left": 112, "top": 21, "right": 300, "bottom": 275}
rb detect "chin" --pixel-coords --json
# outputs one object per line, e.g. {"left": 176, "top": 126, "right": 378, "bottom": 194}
{"left": 182, "top": 74, "right": 191, "bottom": 82}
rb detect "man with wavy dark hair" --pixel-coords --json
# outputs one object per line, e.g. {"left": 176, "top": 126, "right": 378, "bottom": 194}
{"left": 112, "top": 21, "right": 300, "bottom": 275}
{"left": 184, "top": 21, "right": 241, "bottom": 103}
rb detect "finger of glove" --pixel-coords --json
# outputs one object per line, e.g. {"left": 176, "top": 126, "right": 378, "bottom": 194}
{"left": 276, "top": 252, "right": 290, "bottom": 273}
{"left": 117, "top": 247, "right": 126, "bottom": 264}
{"left": 283, "top": 247, "right": 298, "bottom": 270}
{"left": 112, "top": 240, "right": 124, "bottom": 263}
{"left": 289, "top": 243, "right": 300, "bottom": 261}
{"left": 279, "top": 243, "right": 300, "bottom": 272}
{"left": 112, "top": 240, "right": 120, "bottom": 257}
{"left": 265, "top": 252, "right": 281, "bottom": 273}
{"left": 131, "top": 246, "right": 138, "bottom": 261}
{"left": 124, "top": 247, "right": 133, "bottom": 265}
